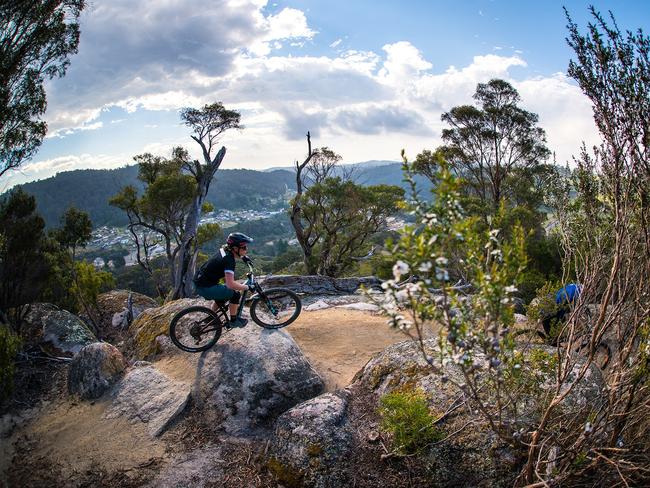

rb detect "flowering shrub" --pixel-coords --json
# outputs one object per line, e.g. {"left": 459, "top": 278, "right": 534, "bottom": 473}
{"left": 371, "top": 153, "right": 527, "bottom": 441}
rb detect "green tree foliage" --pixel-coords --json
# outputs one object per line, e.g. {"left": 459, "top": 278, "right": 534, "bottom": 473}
{"left": 71, "top": 261, "right": 115, "bottom": 310}
{"left": 110, "top": 149, "right": 197, "bottom": 299}
{"left": 414, "top": 80, "right": 560, "bottom": 300}
{"left": 301, "top": 178, "right": 404, "bottom": 276}
{"left": 0, "top": 0, "right": 85, "bottom": 178}
{"left": 52, "top": 206, "right": 92, "bottom": 258}
{"left": 289, "top": 138, "right": 404, "bottom": 276}
{"left": 439, "top": 78, "right": 551, "bottom": 210}
{"left": 0, "top": 189, "right": 51, "bottom": 327}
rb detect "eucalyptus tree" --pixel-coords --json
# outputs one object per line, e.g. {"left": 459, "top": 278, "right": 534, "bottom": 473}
{"left": 439, "top": 79, "right": 551, "bottom": 210}
{"left": 0, "top": 0, "right": 85, "bottom": 178}
{"left": 289, "top": 134, "right": 403, "bottom": 276}
{"left": 111, "top": 103, "right": 240, "bottom": 299}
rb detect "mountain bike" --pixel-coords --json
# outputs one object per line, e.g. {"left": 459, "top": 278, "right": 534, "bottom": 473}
{"left": 169, "top": 257, "right": 301, "bottom": 352}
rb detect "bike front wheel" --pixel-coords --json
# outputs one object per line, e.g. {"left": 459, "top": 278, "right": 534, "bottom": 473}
{"left": 250, "top": 288, "right": 301, "bottom": 329}
{"left": 169, "top": 306, "right": 223, "bottom": 352}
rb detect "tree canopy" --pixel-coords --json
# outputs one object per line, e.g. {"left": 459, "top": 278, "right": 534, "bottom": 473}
{"left": 440, "top": 79, "right": 551, "bottom": 209}
{"left": 0, "top": 0, "right": 85, "bottom": 178}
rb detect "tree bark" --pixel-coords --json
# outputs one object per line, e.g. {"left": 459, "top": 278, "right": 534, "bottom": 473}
{"left": 289, "top": 132, "right": 318, "bottom": 274}
{"left": 172, "top": 146, "right": 226, "bottom": 300}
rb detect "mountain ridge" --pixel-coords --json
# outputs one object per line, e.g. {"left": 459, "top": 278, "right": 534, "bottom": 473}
{"left": 6, "top": 161, "right": 432, "bottom": 228}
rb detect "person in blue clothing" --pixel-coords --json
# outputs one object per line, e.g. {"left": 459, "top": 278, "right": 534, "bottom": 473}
{"left": 542, "top": 283, "right": 582, "bottom": 337}
{"left": 193, "top": 232, "right": 254, "bottom": 328}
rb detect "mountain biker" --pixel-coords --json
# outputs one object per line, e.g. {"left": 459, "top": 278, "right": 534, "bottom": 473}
{"left": 541, "top": 283, "right": 582, "bottom": 337}
{"left": 193, "top": 232, "right": 254, "bottom": 328}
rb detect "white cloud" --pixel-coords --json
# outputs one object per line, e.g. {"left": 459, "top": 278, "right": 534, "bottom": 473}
{"left": 378, "top": 41, "right": 433, "bottom": 85}
{"left": 20, "top": 153, "right": 126, "bottom": 176}
{"left": 32, "top": 1, "right": 599, "bottom": 181}
{"left": 516, "top": 73, "right": 598, "bottom": 164}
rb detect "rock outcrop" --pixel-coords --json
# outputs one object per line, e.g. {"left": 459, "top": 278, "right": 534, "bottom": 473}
{"left": 22, "top": 303, "right": 96, "bottom": 357}
{"left": 94, "top": 289, "right": 158, "bottom": 335}
{"left": 104, "top": 364, "right": 191, "bottom": 437}
{"left": 268, "top": 391, "right": 352, "bottom": 488}
{"left": 67, "top": 342, "right": 128, "bottom": 399}
{"left": 130, "top": 298, "right": 211, "bottom": 358}
{"left": 192, "top": 325, "right": 324, "bottom": 435}
{"left": 260, "top": 275, "right": 382, "bottom": 295}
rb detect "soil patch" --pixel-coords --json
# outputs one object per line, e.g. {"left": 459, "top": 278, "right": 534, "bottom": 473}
{"left": 287, "top": 308, "right": 418, "bottom": 390}
{"left": 6, "top": 399, "right": 166, "bottom": 485}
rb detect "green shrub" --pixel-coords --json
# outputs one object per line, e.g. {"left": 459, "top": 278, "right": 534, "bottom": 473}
{"left": 527, "top": 280, "right": 562, "bottom": 324}
{"left": 0, "top": 325, "right": 22, "bottom": 403}
{"left": 378, "top": 388, "right": 443, "bottom": 455}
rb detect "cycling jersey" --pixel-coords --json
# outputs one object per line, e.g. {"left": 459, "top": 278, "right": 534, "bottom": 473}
{"left": 193, "top": 248, "right": 236, "bottom": 288}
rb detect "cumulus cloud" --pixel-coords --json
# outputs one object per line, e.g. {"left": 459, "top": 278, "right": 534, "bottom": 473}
{"left": 44, "top": 0, "right": 314, "bottom": 132}
{"left": 33, "top": 0, "right": 599, "bottom": 179}
{"left": 333, "top": 105, "right": 432, "bottom": 136}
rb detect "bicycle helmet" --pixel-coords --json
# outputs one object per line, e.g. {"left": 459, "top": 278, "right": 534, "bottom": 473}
{"left": 226, "top": 232, "right": 253, "bottom": 248}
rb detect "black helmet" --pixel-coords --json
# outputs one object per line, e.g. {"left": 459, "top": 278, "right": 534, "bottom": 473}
{"left": 226, "top": 232, "right": 253, "bottom": 248}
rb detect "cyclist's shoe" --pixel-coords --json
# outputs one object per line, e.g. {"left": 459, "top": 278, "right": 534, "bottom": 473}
{"left": 228, "top": 317, "right": 248, "bottom": 328}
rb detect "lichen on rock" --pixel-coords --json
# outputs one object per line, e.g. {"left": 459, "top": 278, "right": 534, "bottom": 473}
{"left": 67, "top": 342, "right": 128, "bottom": 399}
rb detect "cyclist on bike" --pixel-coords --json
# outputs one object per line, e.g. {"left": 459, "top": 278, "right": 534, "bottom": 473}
{"left": 541, "top": 283, "right": 582, "bottom": 337}
{"left": 193, "top": 232, "right": 254, "bottom": 328}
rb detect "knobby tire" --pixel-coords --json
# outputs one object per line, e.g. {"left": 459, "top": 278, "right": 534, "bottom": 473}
{"left": 169, "top": 305, "right": 223, "bottom": 352}
{"left": 250, "top": 288, "right": 301, "bottom": 329}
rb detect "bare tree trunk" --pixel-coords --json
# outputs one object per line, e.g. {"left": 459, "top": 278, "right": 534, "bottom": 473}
{"left": 289, "top": 132, "right": 318, "bottom": 274}
{"left": 172, "top": 146, "right": 226, "bottom": 300}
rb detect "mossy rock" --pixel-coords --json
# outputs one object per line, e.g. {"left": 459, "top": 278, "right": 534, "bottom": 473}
{"left": 267, "top": 457, "right": 305, "bottom": 488}
{"left": 130, "top": 298, "right": 209, "bottom": 359}
{"left": 22, "top": 303, "right": 96, "bottom": 357}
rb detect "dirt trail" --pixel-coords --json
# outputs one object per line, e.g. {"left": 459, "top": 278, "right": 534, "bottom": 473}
{"left": 4, "top": 307, "right": 422, "bottom": 485}
{"left": 288, "top": 308, "right": 411, "bottom": 390}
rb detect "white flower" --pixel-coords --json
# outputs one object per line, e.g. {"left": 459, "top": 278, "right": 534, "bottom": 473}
{"left": 435, "top": 256, "right": 448, "bottom": 266}
{"left": 392, "top": 260, "right": 409, "bottom": 280}
{"left": 436, "top": 267, "right": 449, "bottom": 281}
{"left": 489, "top": 229, "right": 500, "bottom": 238}
{"left": 418, "top": 261, "right": 432, "bottom": 272}
{"left": 490, "top": 249, "right": 503, "bottom": 258}
{"left": 505, "top": 285, "right": 518, "bottom": 293}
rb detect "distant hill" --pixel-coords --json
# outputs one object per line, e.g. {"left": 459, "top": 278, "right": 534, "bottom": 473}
{"left": 12, "top": 166, "right": 295, "bottom": 228}
{"left": 265, "top": 159, "right": 399, "bottom": 172}
{"left": 6, "top": 161, "right": 434, "bottom": 228}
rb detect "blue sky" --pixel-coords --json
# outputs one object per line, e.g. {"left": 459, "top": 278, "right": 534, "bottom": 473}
{"left": 4, "top": 0, "right": 650, "bottom": 189}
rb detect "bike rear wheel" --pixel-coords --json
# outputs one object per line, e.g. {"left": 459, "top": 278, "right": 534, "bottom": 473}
{"left": 169, "top": 306, "right": 223, "bottom": 352}
{"left": 250, "top": 288, "right": 301, "bottom": 329}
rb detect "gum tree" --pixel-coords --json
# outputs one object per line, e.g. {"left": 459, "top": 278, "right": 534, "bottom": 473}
{"left": 0, "top": 0, "right": 85, "bottom": 178}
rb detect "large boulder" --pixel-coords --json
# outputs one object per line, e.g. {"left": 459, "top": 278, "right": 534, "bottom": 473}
{"left": 68, "top": 342, "right": 128, "bottom": 399}
{"left": 192, "top": 325, "right": 324, "bottom": 435}
{"left": 259, "top": 275, "right": 382, "bottom": 295}
{"left": 348, "top": 338, "right": 605, "bottom": 487}
{"left": 104, "top": 364, "right": 191, "bottom": 437}
{"left": 22, "top": 303, "right": 96, "bottom": 357}
{"left": 268, "top": 391, "right": 352, "bottom": 488}
{"left": 93, "top": 290, "right": 158, "bottom": 338}
{"left": 130, "top": 298, "right": 211, "bottom": 359}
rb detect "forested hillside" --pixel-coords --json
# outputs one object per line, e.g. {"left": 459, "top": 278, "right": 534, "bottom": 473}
{"left": 7, "top": 162, "right": 432, "bottom": 228}
{"left": 11, "top": 166, "right": 296, "bottom": 227}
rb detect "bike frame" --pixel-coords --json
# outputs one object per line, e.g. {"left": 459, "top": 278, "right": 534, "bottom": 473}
{"left": 230, "top": 259, "right": 276, "bottom": 320}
